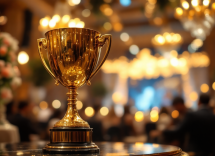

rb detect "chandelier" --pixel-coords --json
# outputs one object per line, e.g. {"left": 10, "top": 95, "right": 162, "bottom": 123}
{"left": 152, "top": 32, "right": 183, "bottom": 57}
{"left": 39, "top": 0, "right": 85, "bottom": 34}
{"left": 175, "top": 0, "right": 215, "bottom": 40}
{"left": 102, "top": 49, "right": 209, "bottom": 80}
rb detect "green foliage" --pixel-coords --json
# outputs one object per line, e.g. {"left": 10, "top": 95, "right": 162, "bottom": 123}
{"left": 28, "top": 59, "right": 52, "bottom": 86}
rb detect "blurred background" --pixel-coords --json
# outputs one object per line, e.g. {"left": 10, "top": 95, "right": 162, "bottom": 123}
{"left": 1, "top": 0, "right": 215, "bottom": 154}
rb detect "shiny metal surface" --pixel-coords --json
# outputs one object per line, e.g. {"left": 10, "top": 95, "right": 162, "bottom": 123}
{"left": 0, "top": 142, "right": 188, "bottom": 156}
{"left": 37, "top": 28, "right": 111, "bottom": 128}
{"left": 50, "top": 130, "right": 92, "bottom": 143}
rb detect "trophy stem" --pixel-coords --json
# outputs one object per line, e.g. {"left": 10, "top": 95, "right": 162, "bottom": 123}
{"left": 67, "top": 87, "right": 78, "bottom": 106}
{"left": 53, "top": 87, "right": 89, "bottom": 128}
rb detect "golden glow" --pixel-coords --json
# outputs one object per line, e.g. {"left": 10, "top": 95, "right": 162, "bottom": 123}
{"left": 182, "top": 1, "right": 189, "bottom": 9}
{"left": 212, "top": 3, "right": 215, "bottom": 9}
{"left": 152, "top": 32, "right": 182, "bottom": 46}
{"left": 104, "top": 22, "right": 112, "bottom": 30}
{"left": 49, "top": 19, "right": 56, "bottom": 28}
{"left": 18, "top": 51, "right": 29, "bottom": 64}
{"left": 112, "top": 92, "right": 123, "bottom": 104}
{"left": 85, "top": 107, "right": 95, "bottom": 117}
{"left": 135, "top": 111, "right": 144, "bottom": 122}
{"left": 200, "top": 83, "right": 209, "bottom": 93}
{"left": 153, "top": 17, "right": 163, "bottom": 25}
{"left": 113, "top": 22, "right": 123, "bottom": 32}
{"left": 171, "top": 110, "right": 179, "bottom": 118}
{"left": 100, "top": 107, "right": 109, "bottom": 116}
{"left": 176, "top": 7, "right": 183, "bottom": 16}
{"left": 62, "top": 15, "right": 70, "bottom": 23}
{"left": 82, "top": 9, "right": 91, "bottom": 17}
{"left": 77, "top": 101, "right": 83, "bottom": 110}
{"left": 150, "top": 110, "right": 159, "bottom": 122}
{"left": 52, "top": 100, "right": 61, "bottom": 109}
{"left": 102, "top": 49, "right": 210, "bottom": 80}
{"left": 203, "top": 0, "right": 210, "bottom": 6}
{"left": 52, "top": 14, "right": 60, "bottom": 22}
{"left": 39, "top": 101, "right": 48, "bottom": 110}
{"left": 191, "top": 0, "right": 199, "bottom": 7}
{"left": 189, "top": 91, "right": 198, "bottom": 101}
{"left": 40, "top": 18, "right": 49, "bottom": 27}
{"left": 170, "top": 50, "right": 178, "bottom": 57}
{"left": 68, "top": 18, "right": 85, "bottom": 28}
{"left": 170, "top": 58, "right": 179, "bottom": 67}
{"left": 100, "top": 4, "right": 113, "bottom": 16}
{"left": 212, "top": 82, "right": 215, "bottom": 90}
{"left": 120, "top": 32, "right": 129, "bottom": 42}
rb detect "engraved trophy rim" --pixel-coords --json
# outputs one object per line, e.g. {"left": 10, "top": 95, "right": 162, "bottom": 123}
{"left": 44, "top": 27, "right": 101, "bottom": 36}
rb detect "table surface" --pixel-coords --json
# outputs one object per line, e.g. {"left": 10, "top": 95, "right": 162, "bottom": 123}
{"left": 0, "top": 142, "right": 188, "bottom": 156}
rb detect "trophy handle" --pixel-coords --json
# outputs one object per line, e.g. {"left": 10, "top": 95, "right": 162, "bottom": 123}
{"left": 37, "top": 38, "right": 59, "bottom": 86}
{"left": 87, "top": 34, "right": 112, "bottom": 85}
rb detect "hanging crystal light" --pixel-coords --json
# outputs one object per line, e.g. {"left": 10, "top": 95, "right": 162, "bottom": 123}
{"left": 39, "top": 0, "right": 85, "bottom": 34}
{"left": 152, "top": 32, "right": 183, "bottom": 58}
{"left": 175, "top": 0, "right": 215, "bottom": 40}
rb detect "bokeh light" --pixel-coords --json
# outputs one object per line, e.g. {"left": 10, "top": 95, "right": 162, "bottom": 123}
{"left": 171, "top": 110, "right": 179, "bottom": 118}
{"left": 100, "top": 107, "right": 109, "bottom": 116}
{"left": 18, "top": 51, "right": 29, "bottom": 64}
{"left": 77, "top": 101, "right": 83, "bottom": 110}
{"left": 104, "top": 22, "right": 112, "bottom": 31}
{"left": 212, "top": 82, "right": 215, "bottom": 90}
{"left": 129, "top": 45, "right": 139, "bottom": 55}
{"left": 120, "top": 32, "right": 129, "bottom": 42}
{"left": 39, "top": 101, "right": 48, "bottom": 110}
{"left": 200, "top": 83, "right": 209, "bottom": 93}
{"left": 135, "top": 111, "right": 144, "bottom": 122}
{"left": 82, "top": 9, "right": 91, "bottom": 17}
{"left": 52, "top": 100, "right": 61, "bottom": 109}
{"left": 112, "top": 92, "right": 123, "bottom": 104}
{"left": 150, "top": 110, "right": 159, "bottom": 122}
{"left": 85, "top": 107, "right": 94, "bottom": 117}
{"left": 189, "top": 91, "right": 198, "bottom": 101}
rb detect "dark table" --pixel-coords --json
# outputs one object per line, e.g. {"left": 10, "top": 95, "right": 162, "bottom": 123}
{"left": 0, "top": 142, "right": 188, "bottom": 156}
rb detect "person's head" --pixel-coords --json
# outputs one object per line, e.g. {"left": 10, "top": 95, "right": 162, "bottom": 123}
{"left": 198, "top": 93, "right": 210, "bottom": 106}
{"left": 172, "top": 96, "right": 186, "bottom": 113}
{"left": 18, "top": 101, "right": 31, "bottom": 115}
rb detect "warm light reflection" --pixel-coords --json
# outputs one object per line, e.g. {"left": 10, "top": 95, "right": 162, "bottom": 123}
{"left": 18, "top": 51, "right": 29, "bottom": 64}
{"left": 200, "top": 83, "right": 209, "bottom": 93}
{"left": 212, "top": 82, "right": 215, "bottom": 90}
{"left": 104, "top": 22, "right": 112, "bottom": 31}
{"left": 85, "top": 107, "right": 94, "bottom": 117}
{"left": 135, "top": 111, "right": 144, "bottom": 122}
{"left": 77, "top": 101, "right": 83, "bottom": 110}
{"left": 100, "top": 107, "right": 109, "bottom": 116}
{"left": 40, "top": 101, "right": 48, "bottom": 110}
{"left": 150, "top": 110, "right": 159, "bottom": 122}
{"left": 102, "top": 49, "right": 210, "bottom": 80}
{"left": 171, "top": 110, "right": 179, "bottom": 118}
{"left": 112, "top": 92, "right": 123, "bottom": 104}
{"left": 189, "top": 91, "right": 198, "bottom": 101}
{"left": 120, "top": 32, "right": 129, "bottom": 42}
{"left": 52, "top": 100, "right": 61, "bottom": 109}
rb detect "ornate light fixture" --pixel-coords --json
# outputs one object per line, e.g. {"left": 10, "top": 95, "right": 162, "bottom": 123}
{"left": 102, "top": 49, "right": 209, "bottom": 80}
{"left": 175, "top": 0, "right": 215, "bottom": 40}
{"left": 39, "top": 0, "right": 84, "bottom": 34}
{"left": 152, "top": 32, "right": 183, "bottom": 57}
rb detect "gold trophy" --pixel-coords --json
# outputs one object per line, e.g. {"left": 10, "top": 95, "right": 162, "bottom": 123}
{"left": 37, "top": 28, "right": 111, "bottom": 154}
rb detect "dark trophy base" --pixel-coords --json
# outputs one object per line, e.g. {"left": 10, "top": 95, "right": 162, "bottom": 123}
{"left": 42, "top": 127, "right": 100, "bottom": 154}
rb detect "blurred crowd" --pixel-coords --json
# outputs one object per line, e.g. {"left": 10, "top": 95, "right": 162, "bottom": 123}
{"left": 5, "top": 93, "right": 215, "bottom": 156}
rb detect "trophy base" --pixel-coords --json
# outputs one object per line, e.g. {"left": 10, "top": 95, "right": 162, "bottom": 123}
{"left": 42, "top": 127, "right": 100, "bottom": 154}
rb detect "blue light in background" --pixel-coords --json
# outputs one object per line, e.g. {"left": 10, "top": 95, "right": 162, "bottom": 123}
{"left": 136, "top": 86, "right": 154, "bottom": 111}
{"left": 120, "top": 0, "right": 131, "bottom": 6}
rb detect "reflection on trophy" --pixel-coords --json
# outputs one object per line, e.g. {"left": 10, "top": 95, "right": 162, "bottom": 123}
{"left": 37, "top": 28, "right": 111, "bottom": 154}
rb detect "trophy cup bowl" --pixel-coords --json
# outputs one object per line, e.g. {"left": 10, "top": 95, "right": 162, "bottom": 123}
{"left": 37, "top": 28, "right": 111, "bottom": 154}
